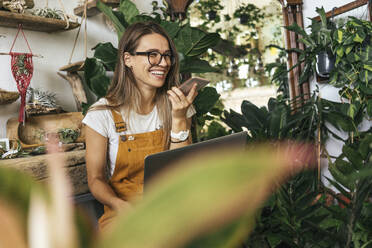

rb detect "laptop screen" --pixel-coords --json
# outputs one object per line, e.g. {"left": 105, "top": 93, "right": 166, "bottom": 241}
{"left": 143, "top": 131, "right": 247, "bottom": 191}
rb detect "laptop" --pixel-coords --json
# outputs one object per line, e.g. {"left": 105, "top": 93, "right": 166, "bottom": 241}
{"left": 143, "top": 131, "right": 248, "bottom": 191}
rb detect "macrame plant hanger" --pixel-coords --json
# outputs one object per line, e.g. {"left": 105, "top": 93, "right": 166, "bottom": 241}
{"left": 9, "top": 24, "right": 34, "bottom": 124}
{"left": 68, "top": 0, "right": 88, "bottom": 68}
{"left": 59, "top": 0, "right": 88, "bottom": 71}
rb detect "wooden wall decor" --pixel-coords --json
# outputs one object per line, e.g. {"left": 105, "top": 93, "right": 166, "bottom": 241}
{"left": 279, "top": 0, "right": 310, "bottom": 109}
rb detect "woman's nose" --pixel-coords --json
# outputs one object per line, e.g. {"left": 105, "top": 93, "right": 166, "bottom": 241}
{"left": 159, "top": 55, "right": 168, "bottom": 67}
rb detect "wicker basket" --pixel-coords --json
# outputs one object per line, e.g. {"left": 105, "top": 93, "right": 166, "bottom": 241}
{"left": 0, "top": 89, "right": 19, "bottom": 105}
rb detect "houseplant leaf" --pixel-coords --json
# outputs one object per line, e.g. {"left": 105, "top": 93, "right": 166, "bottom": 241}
{"left": 119, "top": 0, "right": 139, "bottom": 24}
{"left": 194, "top": 87, "right": 220, "bottom": 115}
{"left": 93, "top": 42, "right": 118, "bottom": 71}
{"left": 84, "top": 57, "right": 111, "bottom": 98}
{"left": 98, "top": 144, "right": 315, "bottom": 248}
{"left": 175, "top": 26, "right": 220, "bottom": 57}
{"left": 160, "top": 20, "right": 180, "bottom": 39}
{"left": 180, "top": 57, "right": 219, "bottom": 74}
{"left": 97, "top": 0, "right": 126, "bottom": 38}
{"left": 241, "top": 100, "right": 267, "bottom": 131}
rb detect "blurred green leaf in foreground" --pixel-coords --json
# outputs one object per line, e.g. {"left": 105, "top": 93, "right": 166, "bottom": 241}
{"left": 0, "top": 141, "right": 315, "bottom": 248}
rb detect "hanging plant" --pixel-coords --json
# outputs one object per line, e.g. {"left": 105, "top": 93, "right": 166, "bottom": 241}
{"left": 13, "top": 54, "right": 32, "bottom": 77}
{"left": 194, "top": 0, "right": 224, "bottom": 24}
{"left": 233, "top": 3, "right": 264, "bottom": 26}
{"left": 31, "top": 7, "right": 64, "bottom": 20}
{"left": 316, "top": 50, "right": 335, "bottom": 77}
{"left": 285, "top": 7, "right": 337, "bottom": 83}
{"left": 207, "top": 10, "right": 217, "bottom": 20}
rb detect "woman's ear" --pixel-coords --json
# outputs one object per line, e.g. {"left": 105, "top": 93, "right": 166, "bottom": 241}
{"left": 123, "top": 52, "right": 133, "bottom": 68}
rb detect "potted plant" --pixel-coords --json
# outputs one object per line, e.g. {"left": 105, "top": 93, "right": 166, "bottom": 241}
{"left": 233, "top": 3, "right": 264, "bottom": 26}
{"left": 329, "top": 16, "right": 372, "bottom": 105}
{"left": 285, "top": 7, "right": 337, "bottom": 82}
{"left": 195, "top": 0, "right": 223, "bottom": 22}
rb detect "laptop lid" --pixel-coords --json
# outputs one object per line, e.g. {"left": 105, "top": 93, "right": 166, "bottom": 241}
{"left": 143, "top": 131, "right": 248, "bottom": 191}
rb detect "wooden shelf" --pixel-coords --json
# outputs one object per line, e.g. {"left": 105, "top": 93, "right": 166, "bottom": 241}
{"left": 74, "top": 0, "right": 120, "bottom": 17}
{"left": 1, "top": 150, "right": 89, "bottom": 195}
{"left": 0, "top": 10, "right": 80, "bottom": 33}
{"left": 59, "top": 61, "right": 85, "bottom": 72}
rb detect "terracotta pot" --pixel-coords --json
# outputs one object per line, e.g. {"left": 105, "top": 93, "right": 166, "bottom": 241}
{"left": 6, "top": 112, "right": 85, "bottom": 148}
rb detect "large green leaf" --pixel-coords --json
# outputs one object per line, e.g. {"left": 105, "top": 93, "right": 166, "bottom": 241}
{"left": 360, "top": 83, "right": 372, "bottom": 94}
{"left": 316, "top": 7, "right": 327, "bottom": 30}
{"left": 221, "top": 110, "right": 246, "bottom": 132}
{"left": 342, "top": 145, "right": 363, "bottom": 170}
{"left": 241, "top": 100, "right": 267, "bottom": 132}
{"left": 359, "top": 133, "right": 372, "bottom": 159}
{"left": 90, "top": 74, "right": 111, "bottom": 98}
{"left": 180, "top": 57, "right": 219, "bottom": 74}
{"left": 353, "top": 30, "right": 366, "bottom": 43}
{"left": 119, "top": 0, "right": 139, "bottom": 24}
{"left": 185, "top": 214, "right": 254, "bottom": 248}
{"left": 194, "top": 87, "right": 220, "bottom": 115}
{"left": 175, "top": 26, "right": 220, "bottom": 57}
{"left": 128, "top": 14, "right": 155, "bottom": 24}
{"left": 328, "top": 162, "right": 354, "bottom": 190}
{"left": 269, "top": 104, "right": 287, "bottom": 139}
{"left": 84, "top": 57, "right": 111, "bottom": 98}
{"left": 367, "top": 99, "right": 372, "bottom": 118}
{"left": 160, "top": 20, "right": 181, "bottom": 39}
{"left": 93, "top": 42, "right": 118, "bottom": 71}
{"left": 97, "top": 0, "right": 126, "bottom": 39}
{"left": 98, "top": 145, "right": 313, "bottom": 248}
{"left": 335, "top": 158, "right": 354, "bottom": 175}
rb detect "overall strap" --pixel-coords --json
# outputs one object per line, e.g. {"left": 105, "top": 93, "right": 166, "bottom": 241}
{"left": 110, "top": 110, "right": 127, "bottom": 133}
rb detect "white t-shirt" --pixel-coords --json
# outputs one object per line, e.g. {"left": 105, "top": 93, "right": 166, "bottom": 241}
{"left": 82, "top": 98, "right": 196, "bottom": 177}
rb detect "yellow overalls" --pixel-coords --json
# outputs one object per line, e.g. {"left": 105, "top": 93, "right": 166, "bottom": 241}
{"left": 98, "top": 110, "right": 165, "bottom": 230}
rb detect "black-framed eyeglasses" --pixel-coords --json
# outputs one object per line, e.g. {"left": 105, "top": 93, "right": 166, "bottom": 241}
{"left": 131, "top": 51, "right": 174, "bottom": 66}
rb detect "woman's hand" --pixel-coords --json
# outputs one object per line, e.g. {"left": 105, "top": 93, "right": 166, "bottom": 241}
{"left": 167, "top": 83, "right": 198, "bottom": 121}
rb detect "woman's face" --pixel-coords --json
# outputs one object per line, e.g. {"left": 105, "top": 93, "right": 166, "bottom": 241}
{"left": 125, "top": 33, "right": 172, "bottom": 91}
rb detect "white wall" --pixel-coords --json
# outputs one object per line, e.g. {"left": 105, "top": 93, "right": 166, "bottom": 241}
{"left": 302, "top": 0, "right": 371, "bottom": 184}
{"left": 0, "top": 0, "right": 158, "bottom": 138}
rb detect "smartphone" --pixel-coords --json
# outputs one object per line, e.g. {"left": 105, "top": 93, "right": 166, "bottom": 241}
{"left": 179, "top": 77, "right": 210, "bottom": 95}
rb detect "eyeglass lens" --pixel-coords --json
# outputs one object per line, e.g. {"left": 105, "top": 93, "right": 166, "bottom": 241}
{"left": 148, "top": 51, "right": 173, "bottom": 66}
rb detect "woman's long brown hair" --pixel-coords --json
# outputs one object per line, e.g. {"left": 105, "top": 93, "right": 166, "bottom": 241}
{"left": 89, "top": 21, "right": 180, "bottom": 149}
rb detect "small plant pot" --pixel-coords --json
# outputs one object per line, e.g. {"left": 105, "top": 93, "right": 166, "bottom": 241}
{"left": 239, "top": 14, "right": 248, "bottom": 25}
{"left": 316, "top": 51, "right": 335, "bottom": 77}
{"left": 208, "top": 10, "right": 217, "bottom": 20}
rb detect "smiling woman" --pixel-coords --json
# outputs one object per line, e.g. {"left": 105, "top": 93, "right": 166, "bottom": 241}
{"left": 82, "top": 22, "right": 198, "bottom": 231}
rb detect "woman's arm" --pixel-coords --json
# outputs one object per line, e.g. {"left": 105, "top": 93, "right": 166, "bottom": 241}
{"left": 85, "top": 125, "right": 130, "bottom": 211}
